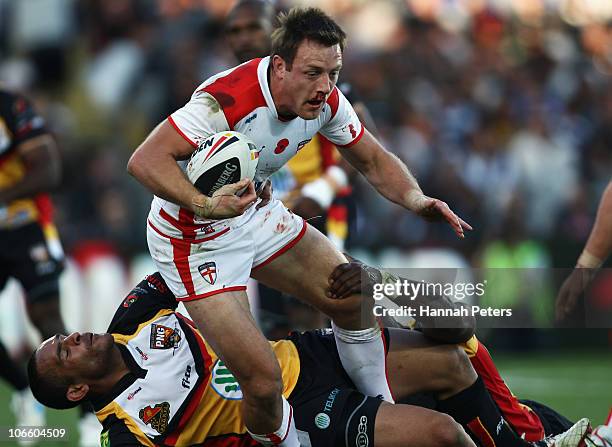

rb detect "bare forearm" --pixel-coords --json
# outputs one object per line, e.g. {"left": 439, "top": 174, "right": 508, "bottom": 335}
{"left": 580, "top": 181, "right": 612, "bottom": 265}
{"left": 363, "top": 149, "right": 422, "bottom": 210}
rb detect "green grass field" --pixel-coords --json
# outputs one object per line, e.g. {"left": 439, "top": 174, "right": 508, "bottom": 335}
{"left": 0, "top": 351, "right": 609, "bottom": 446}
{"left": 494, "top": 351, "right": 612, "bottom": 423}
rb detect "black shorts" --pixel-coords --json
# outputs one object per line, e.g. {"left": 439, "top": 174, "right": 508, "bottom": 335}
{"left": 0, "top": 222, "right": 64, "bottom": 303}
{"left": 288, "top": 328, "right": 386, "bottom": 447}
{"left": 519, "top": 400, "right": 573, "bottom": 436}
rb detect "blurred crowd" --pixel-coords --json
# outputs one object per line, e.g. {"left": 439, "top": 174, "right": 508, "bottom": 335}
{"left": 0, "top": 0, "right": 610, "bottom": 270}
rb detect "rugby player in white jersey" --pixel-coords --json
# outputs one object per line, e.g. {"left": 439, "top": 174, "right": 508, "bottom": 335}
{"left": 128, "top": 7, "right": 471, "bottom": 446}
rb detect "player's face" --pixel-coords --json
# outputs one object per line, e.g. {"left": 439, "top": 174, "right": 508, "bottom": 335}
{"left": 37, "top": 332, "right": 116, "bottom": 381}
{"left": 226, "top": 8, "right": 272, "bottom": 63}
{"left": 277, "top": 40, "right": 342, "bottom": 120}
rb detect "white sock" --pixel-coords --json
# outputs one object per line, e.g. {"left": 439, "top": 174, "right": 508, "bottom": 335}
{"left": 247, "top": 396, "right": 300, "bottom": 446}
{"left": 332, "top": 321, "right": 395, "bottom": 403}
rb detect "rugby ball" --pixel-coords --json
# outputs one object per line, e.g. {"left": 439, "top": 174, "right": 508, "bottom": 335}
{"left": 186, "top": 131, "right": 259, "bottom": 197}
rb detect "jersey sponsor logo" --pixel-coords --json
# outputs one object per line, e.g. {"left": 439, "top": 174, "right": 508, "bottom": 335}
{"left": 296, "top": 139, "right": 311, "bottom": 151}
{"left": 139, "top": 402, "right": 170, "bottom": 434}
{"left": 210, "top": 359, "right": 242, "bottom": 400}
{"left": 496, "top": 417, "right": 505, "bottom": 435}
{"left": 127, "top": 387, "right": 142, "bottom": 400}
{"left": 123, "top": 293, "right": 140, "bottom": 308}
{"left": 356, "top": 416, "right": 368, "bottom": 447}
{"left": 314, "top": 412, "right": 330, "bottom": 430}
{"left": 100, "top": 430, "right": 110, "bottom": 447}
{"left": 135, "top": 346, "right": 148, "bottom": 361}
{"left": 149, "top": 324, "right": 181, "bottom": 350}
{"left": 146, "top": 275, "right": 168, "bottom": 293}
{"left": 182, "top": 364, "right": 192, "bottom": 389}
{"left": 323, "top": 388, "right": 340, "bottom": 413}
{"left": 198, "top": 262, "right": 217, "bottom": 285}
{"left": 274, "top": 138, "right": 290, "bottom": 154}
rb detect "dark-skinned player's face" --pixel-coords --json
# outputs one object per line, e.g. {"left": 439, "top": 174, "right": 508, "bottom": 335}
{"left": 274, "top": 39, "right": 342, "bottom": 120}
{"left": 226, "top": 7, "right": 272, "bottom": 63}
{"left": 36, "top": 332, "right": 116, "bottom": 382}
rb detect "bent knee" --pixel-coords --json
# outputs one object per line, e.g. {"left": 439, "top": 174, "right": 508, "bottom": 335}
{"left": 448, "top": 345, "right": 478, "bottom": 389}
{"left": 431, "top": 414, "right": 473, "bottom": 447}
{"left": 431, "top": 345, "right": 476, "bottom": 393}
{"left": 239, "top": 363, "right": 283, "bottom": 403}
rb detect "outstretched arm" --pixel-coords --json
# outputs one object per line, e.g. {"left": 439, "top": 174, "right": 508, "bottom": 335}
{"left": 556, "top": 181, "right": 612, "bottom": 321}
{"left": 339, "top": 129, "right": 472, "bottom": 238}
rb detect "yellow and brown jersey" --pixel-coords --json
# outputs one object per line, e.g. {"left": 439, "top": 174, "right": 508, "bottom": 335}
{"left": 95, "top": 273, "right": 300, "bottom": 447}
{"left": 0, "top": 89, "right": 54, "bottom": 229}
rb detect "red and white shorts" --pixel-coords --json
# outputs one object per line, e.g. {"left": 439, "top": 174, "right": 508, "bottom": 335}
{"left": 147, "top": 199, "right": 306, "bottom": 301}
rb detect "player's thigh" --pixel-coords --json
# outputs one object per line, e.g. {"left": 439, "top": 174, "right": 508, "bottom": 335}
{"left": 375, "top": 403, "right": 472, "bottom": 447}
{"left": 385, "top": 329, "right": 476, "bottom": 399}
{"left": 251, "top": 221, "right": 360, "bottom": 318}
{"left": 183, "top": 290, "right": 280, "bottom": 386}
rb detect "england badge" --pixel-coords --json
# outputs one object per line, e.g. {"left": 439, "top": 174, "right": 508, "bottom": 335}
{"left": 198, "top": 262, "right": 217, "bottom": 285}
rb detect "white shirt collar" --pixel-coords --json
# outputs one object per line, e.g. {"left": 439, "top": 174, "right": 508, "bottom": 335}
{"left": 257, "top": 56, "right": 279, "bottom": 119}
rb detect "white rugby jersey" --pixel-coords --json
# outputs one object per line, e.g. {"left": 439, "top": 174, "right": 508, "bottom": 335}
{"left": 147, "top": 57, "right": 364, "bottom": 241}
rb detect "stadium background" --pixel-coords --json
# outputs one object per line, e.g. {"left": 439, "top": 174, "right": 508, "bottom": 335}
{"left": 0, "top": 0, "right": 610, "bottom": 444}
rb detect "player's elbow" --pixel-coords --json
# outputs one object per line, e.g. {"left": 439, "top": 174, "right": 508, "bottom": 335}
{"left": 127, "top": 149, "right": 145, "bottom": 180}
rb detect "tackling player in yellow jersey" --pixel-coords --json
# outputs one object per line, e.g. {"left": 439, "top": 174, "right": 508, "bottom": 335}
{"left": 27, "top": 273, "right": 592, "bottom": 447}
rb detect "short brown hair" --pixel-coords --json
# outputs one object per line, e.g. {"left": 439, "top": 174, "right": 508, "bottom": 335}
{"left": 271, "top": 7, "right": 346, "bottom": 68}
